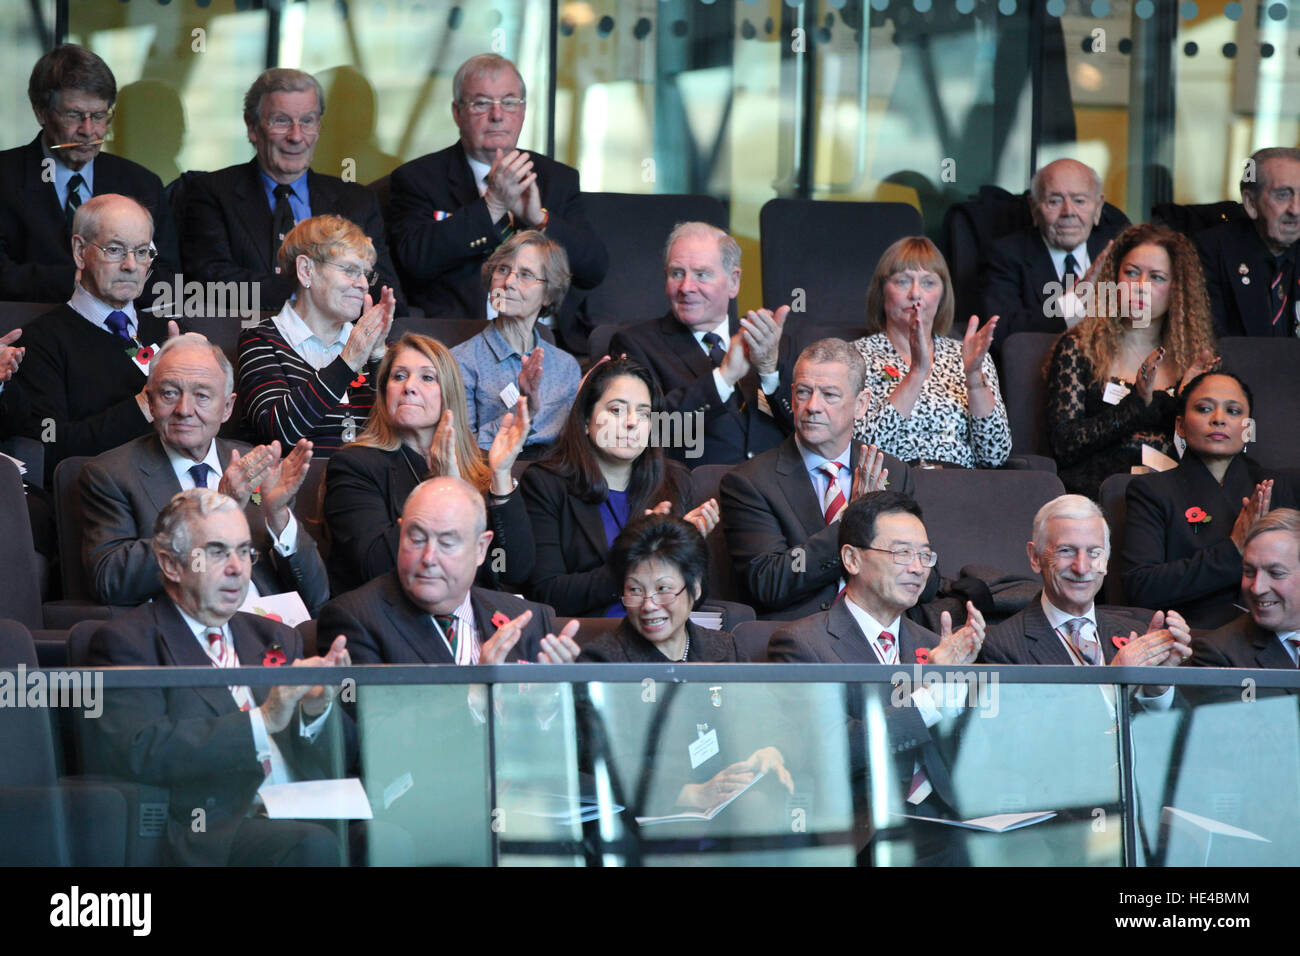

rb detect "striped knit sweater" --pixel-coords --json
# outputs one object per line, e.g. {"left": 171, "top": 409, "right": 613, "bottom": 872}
{"left": 237, "top": 320, "right": 378, "bottom": 458}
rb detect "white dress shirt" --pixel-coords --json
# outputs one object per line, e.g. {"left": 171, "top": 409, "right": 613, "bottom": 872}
{"left": 1045, "top": 237, "right": 1091, "bottom": 328}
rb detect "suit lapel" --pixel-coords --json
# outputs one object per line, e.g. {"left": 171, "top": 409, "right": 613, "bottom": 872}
{"left": 571, "top": 495, "right": 611, "bottom": 560}
{"left": 379, "top": 574, "right": 452, "bottom": 664}
{"left": 447, "top": 144, "right": 482, "bottom": 210}
{"left": 775, "top": 437, "right": 827, "bottom": 537}
{"left": 823, "top": 600, "right": 883, "bottom": 663}
{"left": 662, "top": 314, "right": 715, "bottom": 385}
{"left": 232, "top": 160, "right": 275, "bottom": 272}
{"left": 898, "top": 617, "right": 938, "bottom": 664}
{"left": 1021, "top": 600, "right": 1076, "bottom": 666}
{"left": 154, "top": 599, "right": 241, "bottom": 715}
{"left": 22, "top": 136, "right": 67, "bottom": 247}
{"left": 1251, "top": 622, "right": 1296, "bottom": 670}
{"left": 1232, "top": 227, "right": 1272, "bottom": 336}
{"left": 136, "top": 434, "right": 184, "bottom": 514}
{"left": 469, "top": 590, "right": 523, "bottom": 662}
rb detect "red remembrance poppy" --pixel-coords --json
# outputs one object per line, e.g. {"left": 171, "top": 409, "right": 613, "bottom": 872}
{"left": 136, "top": 346, "right": 154, "bottom": 364}
{"left": 915, "top": 647, "right": 930, "bottom": 664}
{"left": 350, "top": 373, "right": 367, "bottom": 388}
{"left": 1111, "top": 635, "right": 1130, "bottom": 649}
{"left": 883, "top": 365, "right": 902, "bottom": 380}
{"left": 262, "top": 644, "right": 287, "bottom": 667}
{"left": 491, "top": 612, "right": 511, "bottom": 630}
{"left": 1185, "top": 506, "right": 1207, "bottom": 523}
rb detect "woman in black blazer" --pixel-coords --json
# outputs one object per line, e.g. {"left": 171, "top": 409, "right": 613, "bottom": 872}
{"left": 323, "top": 333, "right": 533, "bottom": 595}
{"left": 1122, "top": 370, "right": 1297, "bottom": 629}
{"left": 520, "top": 357, "right": 719, "bottom": 617}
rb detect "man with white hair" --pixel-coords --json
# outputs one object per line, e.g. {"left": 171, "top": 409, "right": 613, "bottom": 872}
{"left": 980, "top": 493, "right": 1191, "bottom": 667}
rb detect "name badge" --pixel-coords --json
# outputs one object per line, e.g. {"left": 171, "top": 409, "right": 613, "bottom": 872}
{"left": 688, "top": 728, "right": 720, "bottom": 769}
{"left": 1101, "top": 381, "right": 1131, "bottom": 405}
{"left": 499, "top": 381, "right": 522, "bottom": 409}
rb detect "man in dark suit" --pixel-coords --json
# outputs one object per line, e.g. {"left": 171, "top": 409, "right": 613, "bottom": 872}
{"left": 610, "top": 221, "right": 795, "bottom": 466}
{"left": 13, "top": 193, "right": 180, "bottom": 486}
{"left": 85, "top": 488, "right": 352, "bottom": 865}
{"left": 982, "top": 158, "right": 1127, "bottom": 349}
{"left": 79, "top": 332, "right": 329, "bottom": 610}
{"left": 388, "top": 53, "right": 606, "bottom": 350}
{"left": 1192, "top": 508, "right": 1300, "bottom": 669}
{"left": 1195, "top": 147, "right": 1300, "bottom": 338}
{"left": 319, "top": 475, "right": 580, "bottom": 665}
{"left": 768, "top": 491, "right": 984, "bottom": 865}
{"left": 720, "top": 338, "right": 918, "bottom": 619}
{"left": 981, "top": 493, "right": 1191, "bottom": 672}
{"left": 0, "top": 44, "right": 177, "bottom": 304}
{"left": 182, "top": 68, "right": 405, "bottom": 313}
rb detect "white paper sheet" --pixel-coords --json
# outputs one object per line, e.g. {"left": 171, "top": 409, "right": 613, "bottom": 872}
{"left": 259, "top": 778, "right": 373, "bottom": 820}
{"left": 240, "top": 590, "right": 311, "bottom": 628}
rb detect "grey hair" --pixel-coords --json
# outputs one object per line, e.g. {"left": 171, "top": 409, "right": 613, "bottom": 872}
{"left": 452, "top": 54, "right": 526, "bottom": 103}
{"left": 1242, "top": 147, "right": 1300, "bottom": 199}
{"left": 152, "top": 489, "right": 241, "bottom": 559}
{"left": 1244, "top": 507, "right": 1300, "bottom": 553}
{"left": 1031, "top": 494, "right": 1110, "bottom": 554}
{"left": 242, "top": 68, "right": 325, "bottom": 128}
{"left": 1030, "top": 159, "right": 1102, "bottom": 205}
{"left": 71, "top": 193, "right": 153, "bottom": 246}
{"left": 663, "top": 221, "right": 741, "bottom": 276}
{"left": 407, "top": 476, "right": 487, "bottom": 536}
{"left": 795, "top": 338, "right": 867, "bottom": 395}
{"left": 480, "top": 230, "right": 571, "bottom": 318}
{"left": 148, "top": 332, "right": 234, "bottom": 396}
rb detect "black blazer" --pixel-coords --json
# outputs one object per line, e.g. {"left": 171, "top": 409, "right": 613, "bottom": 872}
{"left": 78, "top": 432, "right": 331, "bottom": 611}
{"left": 1195, "top": 217, "right": 1295, "bottom": 338}
{"left": 318, "top": 572, "right": 554, "bottom": 664}
{"left": 578, "top": 619, "right": 738, "bottom": 663}
{"left": 1190, "top": 612, "right": 1298, "bottom": 670}
{"left": 1123, "top": 453, "right": 1298, "bottom": 630}
{"left": 388, "top": 141, "right": 607, "bottom": 342}
{"left": 321, "top": 442, "right": 534, "bottom": 594}
{"left": 84, "top": 598, "right": 348, "bottom": 865}
{"left": 0, "top": 134, "right": 179, "bottom": 303}
{"left": 718, "top": 436, "right": 915, "bottom": 620}
{"left": 519, "top": 458, "right": 691, "bottom": 618}
{"left": 979, "top": 596, "right": 1145, "bottom": 665}
{"left": 983, "top": 223, "right": 1126, "bottom": 349}
{"left": 182, "top": 160, "right": 405, "bottom": 312}
{"left": 15, "top": 303, "right": 172, "bottom": 486}
{"left": 608, "top": 312, "right": 796, "bottom": 467}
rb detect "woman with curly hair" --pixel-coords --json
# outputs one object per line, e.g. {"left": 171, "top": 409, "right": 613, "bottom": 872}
{"left": 1046, "top": 223, "right": 1218, "bottom": 499}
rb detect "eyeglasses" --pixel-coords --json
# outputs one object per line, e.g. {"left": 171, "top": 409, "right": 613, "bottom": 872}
{"left": 55, "top": 107, "right": 114, "bottom": 126}
{"left": 264, "top": 113, "right": 321, "bottom": 133}
{"left": 318, "top": 259, "right": 377, "bottom": 286}
{"left": 492, "top": 263, "right": 544, "bottom": 286}
{"left": 460, "top": 96, "right": 525, "bottom": 114}
{"left": 622, "top": 583, "right": 688, "bottom": 608}
{"left": 864, "top": 546, "right": 938, "bottom": 568}
{"left": 86, "top": 242, "right": 157, "bottom": 263}
{"left": 194, "top": 544, "right": 259, "bottom": 567}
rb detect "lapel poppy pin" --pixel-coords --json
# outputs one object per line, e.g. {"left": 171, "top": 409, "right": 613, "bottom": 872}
{"left": 1184, "top": 506, "right": 1211, "bottom": 534}
{"left": 136, "top": 346, "right": 154, "bottom": 365}
{"left": 883, "top": 365, "right": 902, "bottom": 380}
{"left": 250, "top": 485, "right": 262, "bottom": 507}
{"left": 914, "top": 647, "right": 930, "bottom": 664}
{"left": 262, "top": 643, "right": 287, "bottom": 667}
{"left": 350, "top": 372, "right": 367, "bottom": 388}
{"left": 491, "top": 611, "right": 511, "bottom": 630}
{"left": 1111, "top": 635, "right": 1129, "bottom": 650}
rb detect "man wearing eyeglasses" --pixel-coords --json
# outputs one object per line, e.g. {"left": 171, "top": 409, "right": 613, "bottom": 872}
{"left": 0, "top": 43, "right": 179, "bottom": 304}
{"left": 182, "top": 68, "right": 405, "bottom": 313}
{"left": 389, "top": 53, "right": 607, "bottom": 352}
{"left": 85, "top": 488, "right": 352, "bottom": 866}
{"left": 77, "top": 331, "right": 329, "bottom": 611}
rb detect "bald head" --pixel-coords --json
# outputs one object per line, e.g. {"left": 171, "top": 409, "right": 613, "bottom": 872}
{"left": 1030, "top": 159, "right": 1103, "bottom": 251}
{"left": 397, "top": 477, "right": 491, "bottom": 614}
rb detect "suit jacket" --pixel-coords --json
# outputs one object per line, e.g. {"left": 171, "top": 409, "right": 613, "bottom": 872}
{"left": 84, "top": 598, "right": 348, "bottom": 865}
{"left": 979, "top": 596, "right": 1145, "bottom": 665}
{"left": 609, "top": 313, "right": 796, "bottom": 466}
{"left": 182, "top": 160, "right": 405, "bottom": 312}
{"left": 318, "top": 572, "right": 553, "bottom": 664}
{"left": 519, "top": 458, "right": 692, "bottom": 618}
{"left": 388, "top": 141, "right": 607, "bottom": 348}
{"left": 16, "top": 303, "right": 172, "bottom": 486}
{"left": 0, "top": 134, "right": 179, "bottom": 304}
{"left": 578, "top": 619, "right": 738, "bottom": 663}
{"left": 719, "top": 436, "right": 915, "bottom": 620}
{"left": 1123, "top": 453, "right": 1298, "bottom": 630}
{"left": 1189, "top": 612, "right": 1299, "bottom": 670}
{"left": 983, "top": 223, "right": 1125, "bottom": 349}
{"left": 1195, "top": 216, "right": 1296, "bottom": 338}
{"left": 321, "top": 442, "right": 534, "bottom": 594}
{"left": 78, "top": 433, "right": 330, "bottom": 610}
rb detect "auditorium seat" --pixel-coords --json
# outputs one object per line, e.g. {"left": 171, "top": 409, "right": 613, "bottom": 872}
{"left": 294, "top": 458, "right": 330, "bottom": 561}
{"left": 1218, "top": 337, "right": 1300, "bottom": 470}
{"left": 999, "top": 331, "right": 1059, "bottom": 457}
{"left": 587, "top": 321, "right": 631, "bottom": 364}
{"left": 0, "top": 455, "right": 45, "bottom": 630}
{"left": 1098, "top": 472, "right": 1135, "bottom": 606}
{"left": 0, "top": 300, "right": 60, "bottom": 335}
{"left": 731, "top": 619, "right": 783, "bottom": 662}
{"left": 761, "top": 199, "right": 922, "bottom": 332}
{"left": 689, "top": 463, "right": 742, "bottom": 602}
{"left": 910, "top": 468, "right": 1066, "bottom": 578}
{"left": 390, "top": 315, "right": 488, "bottom": 348}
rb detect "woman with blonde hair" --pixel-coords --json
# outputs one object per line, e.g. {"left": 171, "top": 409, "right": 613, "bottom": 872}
{"left": 323, "top": 332, "right": 532, "bottom": 594}
{"left": 1046, "top": 222, "right": 1217, "bottom": 498}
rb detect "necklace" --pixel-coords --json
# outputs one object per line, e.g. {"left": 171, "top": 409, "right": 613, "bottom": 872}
{"left": 679, "top": 632, "right": 691, "bottom": 662}
{"left": 400, "top": 444, "right": 427, "bottom": 484}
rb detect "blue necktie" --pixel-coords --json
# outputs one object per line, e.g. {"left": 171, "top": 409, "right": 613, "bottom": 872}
{"left": 701, "top": 331, "right": 726, "bottom": 368}
{"left": 105, "top": 310, "right": 131, "bottom": 340}
{"left": 188, "top": 463, "right": 211, "bottom": 488}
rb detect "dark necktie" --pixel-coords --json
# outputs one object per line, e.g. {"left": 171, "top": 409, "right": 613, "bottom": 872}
{"left": 271, "top": 184, "right": 296, "bottom": 262}
{"left": 1062, "top": 252, "right": 1080, "bottom": 288}
{"left": 701, "top": 331, "right": 726, "bottom": 367}
{"left": 188, "top": 463, "right": 211, "bottom": 488}
{"left": 435, "top": 614, "right": 458, "bottom": 660}
{"left": 105, "top": 309, "right": 131, "bottom": 340}
{"left": 65, "top": 173, "right": 86, "bottom": 230}
{"left": 1271, "top": 255, "right": 1290, "bottom": 332}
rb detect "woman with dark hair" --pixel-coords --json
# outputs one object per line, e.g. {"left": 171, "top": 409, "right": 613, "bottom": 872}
{"left": 323, "top": 332, "right": 532, "bottom": 594}
{"left": 1046, "top": 222, "right": 1218, "bottom": 499}
{"left": 1122, "top": 370, "right": 1298, "bottom": 629}
{"left": 520, "top": 357, "right": 719, "bottom": 617}
{"left": 578, "top": 514, "right": 734, "bottom": 662}
{"left": 852, "top": 236, "right": 1010, "bottom": 468}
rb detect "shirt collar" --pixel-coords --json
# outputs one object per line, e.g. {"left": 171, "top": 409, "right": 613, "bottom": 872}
{"left": 795, "top": 434, "right": 852, "bottom": 476}
{"left": 485, "top": 321, "right": 539, "bottom": 361}
{"left": 1040, "top": 593, "right": 1097, "bottom": 633}
{"left": 466, "top": 154, "right": 491, "bottom": 195}
{"left": 843, "top": 595, "right": 902, "bottom": 661}
{"left": 163, "top": 436, "right": 223, "bottom": 487}
{"left": 1276, "top": 629, "right": 1300, "bottom": 665}
{"left": 174, "top": 604, "right": 229, "bottom": 648}
{"left": 42, "top": 138, "right": 94, "bottom": 195}
{"left": 258, "top": 167, "right": 308, "bottom": 203}
{"left": 691, "top": 316, "right": 731, "bottom": 350}
{"left": 1043, "top": 236, "right": 1089, "bottom": 276}
{"left": 271, "top": 299, "right": 351, "bottom": 353}
{"left": 68, "top": 283, "right": 137, "bottom": 337}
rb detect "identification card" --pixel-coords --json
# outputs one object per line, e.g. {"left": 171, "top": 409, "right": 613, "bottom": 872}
{"left": 500, "top": 382, "right": 521, "bottom": 408}
{"left": 1101, "top": 381, "right": 1130, "bottom": 405}
{"left": 688, "top": 728, "right": 720, "bottom": 769}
